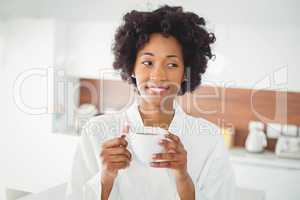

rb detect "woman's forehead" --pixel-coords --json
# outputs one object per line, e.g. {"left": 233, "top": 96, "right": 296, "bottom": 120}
{"left": 137, "top": 33, "right": 183, "bottom": 59}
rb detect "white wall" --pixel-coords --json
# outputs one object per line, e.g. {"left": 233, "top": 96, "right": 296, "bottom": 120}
{"left": 1, "top": 0, "right": 299, "bottom": 91}
{"left": 0, "top": 20, "right": 4, "bottom": 70}
{"left": 54, "top": 20, "right": 300, "bottom": 92}
{"left": 204, "top": 24, "right": 300, "bottom": 92}
{"left": 54, "top": 20, "right": 118, "bottom": 78}
{"left": 0, "top": 0, "right": 298, "bottom": 25}
{"left": 0, "top": 19, "right": 78, "bottom": 200}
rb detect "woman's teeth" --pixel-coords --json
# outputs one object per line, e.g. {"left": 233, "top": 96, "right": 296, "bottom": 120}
{"left": 148, "top": 87, "right": 169, "bottom": 93}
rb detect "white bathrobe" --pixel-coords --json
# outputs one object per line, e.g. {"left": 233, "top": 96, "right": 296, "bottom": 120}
{"left": 65, "top": 99, "right": 236, "bottom": 200}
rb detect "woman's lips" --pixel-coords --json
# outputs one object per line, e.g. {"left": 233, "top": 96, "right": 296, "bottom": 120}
{"left": 146, "top": 86, "right": 170, "bottom": 95}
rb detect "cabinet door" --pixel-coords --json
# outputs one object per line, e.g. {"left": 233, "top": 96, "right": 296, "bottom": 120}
{"left": 233, "top": 163, "right": 300, "bottom": 200}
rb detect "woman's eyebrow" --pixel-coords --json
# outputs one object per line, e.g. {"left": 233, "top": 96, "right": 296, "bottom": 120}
{"left": 166, "top": 55, "right": 178, "bottom": 58}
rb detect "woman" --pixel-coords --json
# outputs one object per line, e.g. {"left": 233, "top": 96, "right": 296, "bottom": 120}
{"left": 66, "top": 5, "right": 236, "bottom": 200}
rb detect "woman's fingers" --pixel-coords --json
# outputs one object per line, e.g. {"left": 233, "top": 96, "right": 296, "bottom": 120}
{"left": 101, "top": 147, "right": 132, "bottom": 160}
{"left": 160, "top": 137, "right": 185, "bottom": 153}
{"left": 100, "top": 123, "right": 132, "bottom": 173}
{"left": 101, "top": 137, "right": 128, "bottom": 149}
{"left": 165, "top": 133, "right": 181, "bottom": 145}
{"left": 105, "top": 161, "right": 130, "bottom": 171}
{"left": 104, "top": 154, "right": 131, "bottom": 163}
{"left": 150, "top": 161, "right": 183, "bottom": 169}
{"left": 152, "top": 152, "right": 181, "bottom": 161}
{"left": 159, "top": 139, "right": 178, "bottom": 152}
{"left": 110, "top": 161, "right": 130, "bottom": 169}
{"left": 100, "top": 148, "right": 132, "bottom": 170}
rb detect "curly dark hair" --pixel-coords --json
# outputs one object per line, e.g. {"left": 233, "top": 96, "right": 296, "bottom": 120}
{"left": 112, "top": 5, "right": 216, "bottom": 95}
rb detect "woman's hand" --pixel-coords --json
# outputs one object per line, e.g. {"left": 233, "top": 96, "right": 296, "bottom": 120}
{"left": 150, "top": 132, "right": 188, "bottom": 180}
{"left": 100, "top": 125, "right": 132, "bottom": 184}
{"left": 151, "top": 132, "right": 195, "bottom": 200}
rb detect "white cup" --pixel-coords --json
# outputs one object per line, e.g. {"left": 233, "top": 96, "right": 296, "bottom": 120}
{"left": 128, "top": 126, "right": 168, "bottom": 165}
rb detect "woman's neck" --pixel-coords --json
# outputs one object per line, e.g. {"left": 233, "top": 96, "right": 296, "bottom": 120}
{"left": 137, "top": 98, "right": 175, "bottom": 130}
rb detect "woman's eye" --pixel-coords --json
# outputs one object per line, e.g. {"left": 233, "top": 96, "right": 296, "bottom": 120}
{"left": 167, "top": 63, "right": 178, "bottom": 68}
{"left": 142, "top": 61, "right": 153, "bottom": 66}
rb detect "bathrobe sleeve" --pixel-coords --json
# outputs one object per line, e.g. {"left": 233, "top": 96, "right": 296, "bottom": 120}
{"left": 65, "top": 119, "right": 120, "bottom": 200}
{"left": 195, "top": 136, "right": 236, "bottom": 200}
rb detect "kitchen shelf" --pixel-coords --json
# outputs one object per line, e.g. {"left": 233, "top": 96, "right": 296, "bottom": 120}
{"left": 229, "top": 147, "right": 300, "bottom": 170}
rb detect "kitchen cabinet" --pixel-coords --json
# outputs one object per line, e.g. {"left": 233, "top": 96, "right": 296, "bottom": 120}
{"left": 230, "top": 148, "right": 300, "bottom": 200}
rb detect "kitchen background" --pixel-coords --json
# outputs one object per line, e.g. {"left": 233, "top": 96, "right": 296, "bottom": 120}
{"left": 0, "top": 0, "right": 299, "bottom": 200}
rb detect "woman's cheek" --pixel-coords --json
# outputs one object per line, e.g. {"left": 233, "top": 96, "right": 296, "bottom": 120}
{"left": 136, "top": 79, "right": 148, "bottom": 94}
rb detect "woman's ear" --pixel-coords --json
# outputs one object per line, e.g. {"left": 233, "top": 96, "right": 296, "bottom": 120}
{"left": 130, "top": 73, "right": 137, "bottom": 85}
{"left": 131, "top": 72, "right": 136, "bottom": 78}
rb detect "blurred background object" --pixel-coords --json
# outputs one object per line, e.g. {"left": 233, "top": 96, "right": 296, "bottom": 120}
{"left": 221, "top": 126, "right": 235, "bottom": 149}
{"left": 245, "top": 121, "right": 267, "bottom": 153}
{"left": 276, "top": 125, "right": 300, "bottom": 159}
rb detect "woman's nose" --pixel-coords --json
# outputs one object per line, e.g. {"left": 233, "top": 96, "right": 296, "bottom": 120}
{"left": 150, "top": 65, "right": 167, "bottom": 81}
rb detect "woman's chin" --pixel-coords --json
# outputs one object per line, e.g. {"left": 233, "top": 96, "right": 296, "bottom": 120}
{"left": 141, "top": 94, "right": 163, "bottom": 104}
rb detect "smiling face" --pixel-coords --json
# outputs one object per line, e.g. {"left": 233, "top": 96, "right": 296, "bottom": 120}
{"left": 133, "top": 33, "right": 185, "bottom": 107}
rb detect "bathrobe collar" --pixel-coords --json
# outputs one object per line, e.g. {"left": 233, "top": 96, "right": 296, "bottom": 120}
{"left": 125, "top": 97, "right": 182, "bottom": 134}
